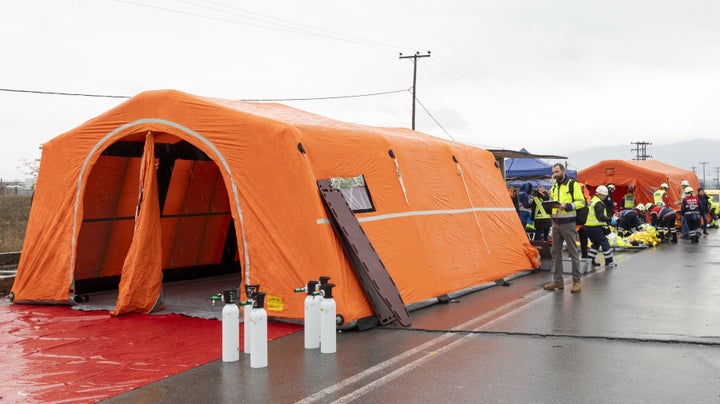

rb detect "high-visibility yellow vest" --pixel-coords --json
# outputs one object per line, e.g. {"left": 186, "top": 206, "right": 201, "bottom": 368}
{"left": 584, "top": 196, "right": 605, "bottom": 227}
{"left": 550, "top": 179, "right": 586, "bottom": 220}
{"left": 653, "top": 189, "right": 666, "bottom": 205}
{"left": 532, "top": 196, "right": 551, "bottom": 220}
{"left": 622, "top": 193, "right": 635, "bottom": 209}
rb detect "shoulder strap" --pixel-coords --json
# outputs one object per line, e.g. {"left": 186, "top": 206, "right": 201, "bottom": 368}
{"left": 568, "top": 179, "right": 576, "bottom": 202}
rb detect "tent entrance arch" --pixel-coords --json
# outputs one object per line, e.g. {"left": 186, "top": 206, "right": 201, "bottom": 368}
{"left": 73, "top": 135, "right": 242, "bottom": 299}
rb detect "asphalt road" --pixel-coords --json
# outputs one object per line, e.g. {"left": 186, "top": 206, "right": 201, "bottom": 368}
{"left": 103, "top": 230, "right": 720, "bottom": 403}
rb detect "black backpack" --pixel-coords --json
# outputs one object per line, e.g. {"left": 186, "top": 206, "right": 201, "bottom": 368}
{"left": 569, "top": 180, "right": 589, "bottom": 225}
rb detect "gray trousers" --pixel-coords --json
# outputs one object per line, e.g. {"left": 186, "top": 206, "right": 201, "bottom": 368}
{"left": 551, "top": 221, "right": 581, "bottom": 283}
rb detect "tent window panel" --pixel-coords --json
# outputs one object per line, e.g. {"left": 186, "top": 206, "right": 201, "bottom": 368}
{"left": 329, "top": 175, "right": 375, "bottom": 213}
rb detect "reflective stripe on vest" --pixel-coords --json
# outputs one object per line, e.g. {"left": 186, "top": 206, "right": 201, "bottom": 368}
{"left": 533, "top": 196, "right": 551, "bottom": 220}
{"left": 550, "top": 180, "right": 583, "bottom": 219}
{"left": 653, "top": 189, "right": 666, "bottom": 205}
{"left": 623, "top": 193, "right": 635, "bottom": 209}
{"left": 585, "top": 196, "right": 604, "bottom": 227}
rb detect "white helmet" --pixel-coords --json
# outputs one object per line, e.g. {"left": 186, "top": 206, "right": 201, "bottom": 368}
{"left": 645, "top": 202, "right": 653, "bottom": 210}
{"left": 681, "top": 180, "right": 689, "bottom": 186}
{"left": 596, "top": 185, "right": 609, "bottom": 196}
{"left": 607, "top": 184, "right": 615, "bottom": 192}
{"left": 660, "top": 183, "right": 668, "bottom": 189}
{"left": 685, "top": 186, "right": 693, "bottom": 194}
{"left": 637, "top": 204, "right": 646, "bottom": 212}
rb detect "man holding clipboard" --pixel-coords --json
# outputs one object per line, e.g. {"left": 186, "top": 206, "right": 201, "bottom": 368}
{"left": 543, "top": 164, "right": 587, "bottom": 293}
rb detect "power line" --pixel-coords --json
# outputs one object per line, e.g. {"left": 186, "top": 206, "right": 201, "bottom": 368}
{"left": 0, "top": 87, "right": 409, "bottom": 102}
{"left": 113, "top": 0, "right": 415, "bottom": 52}
{"left": 189, "top": 0, "right": 414, "bottom": 52}
{"left": 0, "top": 88, "right": 130, "bottom": 99}
{"left": 239, "top": 88, "right": 410, "bottom": 101}
{"left": 414, "top": 95, "right": 455, "bottom": 142}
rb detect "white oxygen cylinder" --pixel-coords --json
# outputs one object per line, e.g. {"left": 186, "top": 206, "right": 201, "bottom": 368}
{"left": 243, "top": 302, "right": 251, "bottom": 354}
{"left": 304, "top": 281, "right": 321, "bottom": 349}
{"left": 221, "top": 289, "right": 240, "bottom": 362}
{"left": 250, "top": 292, "right": 268, "bottom": 368}
{"left": 320, "top": 284, "right": 337, "bottom": 354}
{"left": 243, "top": 285, "right": 259, "bottom": 354}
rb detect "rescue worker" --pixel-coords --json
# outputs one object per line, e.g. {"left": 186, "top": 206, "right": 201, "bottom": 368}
{"left": 622, "top": 184, "right": 637, "bottom": 209}
{"left": 517, "top": 183, "right": 533, "bottom": 227}
{"left": 710, "top": 199, "right": 720, "bottom": 229}
{"left": 649, "top": 202, "right": 677, "bottom": 243}
{"left": 606, "top": 184, "right": 618, "bottom": 215}
{"left": 584, "top": 185, "right": 616, "bottom": 269}
{"left": 676, "top": 179, "right": 690, "bottom": 238}
{"left": 653, "top": 183, "right": 670, "bottom": 207}
{"left": 576, "top": 181, "right": 592, "bottom": 259}
{"left": 526, "top": 184, "right": 551, "bottom": 241}
{"left": 543, "top": 163, "right": 586, "bottom": 294}
{"left": 616, "top": 205, "right": 644, "bottom": 237}
{"left": 636, "top": 203, "right": 647, "bottom": 224}
{"left": 681, "top": 186, "right": 702, "bottom": 243}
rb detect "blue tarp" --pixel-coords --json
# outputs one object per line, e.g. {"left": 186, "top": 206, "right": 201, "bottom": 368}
{"left": 505, "top": 148, "right": 576, "bottom": 179}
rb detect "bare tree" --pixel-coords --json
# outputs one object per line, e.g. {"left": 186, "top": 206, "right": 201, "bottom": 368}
{"left": 18, "top": 157, "right": 40, "bottom": 178}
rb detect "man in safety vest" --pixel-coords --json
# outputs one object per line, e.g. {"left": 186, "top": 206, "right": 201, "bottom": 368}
{"left": 653, "top": 183, "right": 670, "bottom": 207}
{"left": 584, "top": 186, "right": 616, "bottom": 269}
{"left": 543, "top": 163, "right": 586, "bottom": 293}
{"left": 622, "top": 184, "right": 637, "bottom": 210}
{"left": 649, "top": 202, "right": 678, "bottom": 243}
{"left": 526, "top": 184, "right": 552, "bottom": 241}
{"left": 709, "top": 200, "right": 720, "bottom": 229}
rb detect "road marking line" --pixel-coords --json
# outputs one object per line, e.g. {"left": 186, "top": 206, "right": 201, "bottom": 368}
{"left": 299, "top": 254, "right": 641, "bottom": 403}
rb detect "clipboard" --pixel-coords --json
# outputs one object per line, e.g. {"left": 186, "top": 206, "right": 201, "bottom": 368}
{"left": 542, "top": 200, "right": 562, "bottom": 210}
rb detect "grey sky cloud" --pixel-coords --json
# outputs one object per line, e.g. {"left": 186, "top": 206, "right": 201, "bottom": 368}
{"left": 2, "top": 0, "right": 719, "bottom": 180}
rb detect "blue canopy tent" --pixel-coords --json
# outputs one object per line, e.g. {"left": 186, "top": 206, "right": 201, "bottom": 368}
{"left": 505, "top": 148, "right": 576, "bottom": 180}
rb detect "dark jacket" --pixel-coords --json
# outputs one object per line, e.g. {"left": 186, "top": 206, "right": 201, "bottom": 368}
{"left": 698, "top": 193, "right": 709, "bottom": 215}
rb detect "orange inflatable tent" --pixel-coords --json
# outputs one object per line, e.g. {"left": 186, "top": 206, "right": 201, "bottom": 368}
{"left": 12, "top": 89, "right": 538, "bottom": 324}
{"left": 577, "top": 159, "right": 699, "bottom": 208}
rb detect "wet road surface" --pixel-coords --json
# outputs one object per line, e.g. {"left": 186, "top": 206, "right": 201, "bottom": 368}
{"left": 103, "top": 231, "right": 720, "bottom": 403}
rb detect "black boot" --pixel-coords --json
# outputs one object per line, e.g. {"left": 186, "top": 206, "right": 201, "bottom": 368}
{"left": 671, "top": 233, "right": 677, "bottom": 243}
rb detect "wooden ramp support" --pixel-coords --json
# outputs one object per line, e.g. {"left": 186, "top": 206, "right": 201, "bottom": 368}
{"left": 317, "top": 180, "right": 411, "bottom": 327}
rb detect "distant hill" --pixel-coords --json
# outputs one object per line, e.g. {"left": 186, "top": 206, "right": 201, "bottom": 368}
{"left": 565, "top": 139, "right": 720, "bottom": 188}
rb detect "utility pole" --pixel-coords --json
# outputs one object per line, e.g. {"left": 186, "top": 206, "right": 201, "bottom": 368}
{"left": 399, "top": 51, "right": 431, "bottom": 130}
{"left": 715, "top": 166, "right": 720, "bottom": 188}
{"left": 630, "top": 141, "right": 652, "bottom": 160}
{"left": 699, "top": 161, "right": 708, "bottom": 188}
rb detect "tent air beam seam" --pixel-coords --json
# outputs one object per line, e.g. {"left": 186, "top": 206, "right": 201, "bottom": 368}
{"left": 315, "top": 206, "right": 516, "bottom": 225}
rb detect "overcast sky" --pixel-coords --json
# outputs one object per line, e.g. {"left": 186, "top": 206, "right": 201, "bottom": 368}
{"left": 2, "top": 0, "right": 719, "bottom": 180}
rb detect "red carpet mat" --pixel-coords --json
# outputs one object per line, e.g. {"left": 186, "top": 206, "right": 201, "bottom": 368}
{"left": 0, "top": 304, "right": 301, "bottom": 403}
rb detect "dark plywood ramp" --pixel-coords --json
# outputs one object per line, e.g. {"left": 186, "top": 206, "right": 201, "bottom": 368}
{"left": 317, "top": 180, "right": 411, "bottom": 327}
